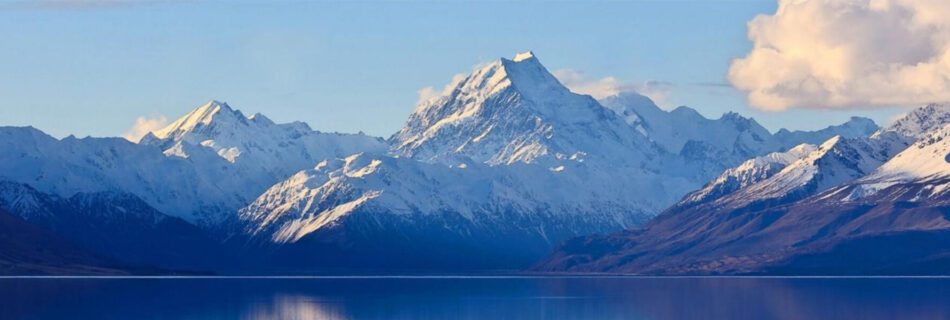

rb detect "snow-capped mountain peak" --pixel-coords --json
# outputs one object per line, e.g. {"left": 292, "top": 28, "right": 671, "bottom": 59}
{"left": 497, "top": 52, "right": 572, "bottom": 104}
{"left": 152, "top": 100, "right": 241, "bottom": 142}
{"left": 390, "top": 51, "right": 654, "bottom": 167}
{"left": 512, "top": 51, "right": 535, "bottom": 62}
{"left": 874, "top": 103, "right": 950, "bottom": 140}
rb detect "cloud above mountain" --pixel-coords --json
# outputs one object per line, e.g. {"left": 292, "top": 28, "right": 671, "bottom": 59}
{"left": 416, "top": 73, "right": 466, "bottom": 104}
{"left": 122, "top": 115, "right": 167, "bottom": 142}
{"left": 552, "top": 69, "right": 672, "bottom": 107}
{"left": 729, "top": 0, "right": 950, "bottom": 111}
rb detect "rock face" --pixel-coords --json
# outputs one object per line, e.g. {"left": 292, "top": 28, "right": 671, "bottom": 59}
{"left": 537, "top": 104, "right": 950, "bottom": 275}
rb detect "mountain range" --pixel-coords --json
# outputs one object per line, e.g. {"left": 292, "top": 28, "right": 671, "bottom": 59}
{"left": 3, "top": 51, "right": 943, "bottom": 275}
{"left": 537, "top": 104, "right": 950, "bottom": 275}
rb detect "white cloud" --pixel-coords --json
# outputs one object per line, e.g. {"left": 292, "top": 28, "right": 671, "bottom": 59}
{"left": 552, "top": 69, "right": 622, "bottom": 99}
{"left": 416, "top": 73, "right": 466, "bottom": 105}
{"left": 729, "top": 0, "right": 950, "bottom": 111}
{"left": 416, "top": 86, "right": 440, "bottom": 104}
{"left": 552, "top": 69, "right": 672, "bottom": 107}
{"left": 122, "top": 115, "right": 168, "bottom": 142}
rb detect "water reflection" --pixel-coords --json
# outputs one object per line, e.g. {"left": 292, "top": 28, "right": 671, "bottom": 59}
{"left": 242, "top": 295, "right": 346, "bottom": 320}
{"left": 0, "top": 277, "right": 948, "bottom": 319}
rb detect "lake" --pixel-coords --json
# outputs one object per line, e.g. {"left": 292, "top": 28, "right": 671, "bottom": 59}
{"left": 1, "top": 277, "right": 949, "bottom": 319}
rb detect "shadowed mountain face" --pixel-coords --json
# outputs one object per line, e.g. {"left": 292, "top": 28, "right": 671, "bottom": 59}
{"left": 536, "top": 104, "right": 950, "bottom": 275}
{"left": 537, "top": 182, "right": 950, "bottom": 275}
{"left": 0, "top": 182, "right": 235, "bottom": 273}
{"left": 0, "top": 208, "right": 125, "bottom": 275}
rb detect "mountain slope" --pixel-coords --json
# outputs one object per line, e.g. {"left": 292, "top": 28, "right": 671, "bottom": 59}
{"left": 712, "top": 135, "right": 892, "bottom": 208}
{"left": 0, "top": 126, "right": 243, "bottom": 225}
{"left": 238, "top": 152, "right": 665, "bottom": 271}
{"left": 537, "top": 182, "right": 950, "bottom": 275}
{"left": 0, "top": 181, "right": 234, "bottom": 272}
{"left": 676, "top": 143, "right": 818, "bottom": 208}
{"left": 841, "top": 120, "right": 950, "bottom": 202}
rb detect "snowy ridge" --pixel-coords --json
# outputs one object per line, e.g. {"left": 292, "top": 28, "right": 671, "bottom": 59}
{"left": 0, "top": 126, "right": 244, "bottom": 225}
{"left": 870, "top": 123, "right": 950, "bottom": 181}
{"left": 598, "top": 92, "right": 878, "bottom": 179}
{"left": 873, "top": 103, "right": 950, "bottom": 141}
{"left": 0, "top": 100, "right": 386, "bottom": 226}
{"left": 723, "top": 136, "right": 889, "bottom": 206}
{"left": 678, "top": 143, "right": 817, "bottom": 207}
{"left": 143, "top": 100, "right": 387, "bottom": 200}
{"left": 601, "top": 92, "right": 773, "bottom": 156}
{"left": 681, "top": 133, "right": 896, "bottom": 211}
{"left": 240, "top": 152, "right": 662, "bottom": 245}
{"left": 793, "top": 104, "right": 950, "bottom": 203}
{"left": 673, "top": 103, "right": 948, "bottom": 210}
{"left": 843, "top": 123, "right": 950, "bottom": 201}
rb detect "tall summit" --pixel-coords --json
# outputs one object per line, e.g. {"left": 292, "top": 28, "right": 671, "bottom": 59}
{"left": 150, "top": 100, "right": 245, "bottom": 144}
{"left": 390, "top": 51, "right": 658, "bottom": 168}
{"left": 236, "top": 52, "right": 699, "bottom": 270}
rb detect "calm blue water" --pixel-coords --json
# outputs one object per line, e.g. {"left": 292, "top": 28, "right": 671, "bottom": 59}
{"left": 1, "top": 277, "right": 949, "bottom": 319}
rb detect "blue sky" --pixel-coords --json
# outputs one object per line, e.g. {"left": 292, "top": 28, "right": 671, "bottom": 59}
{"left": 0, "top": 0, "right": 906, "bottom": 139}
